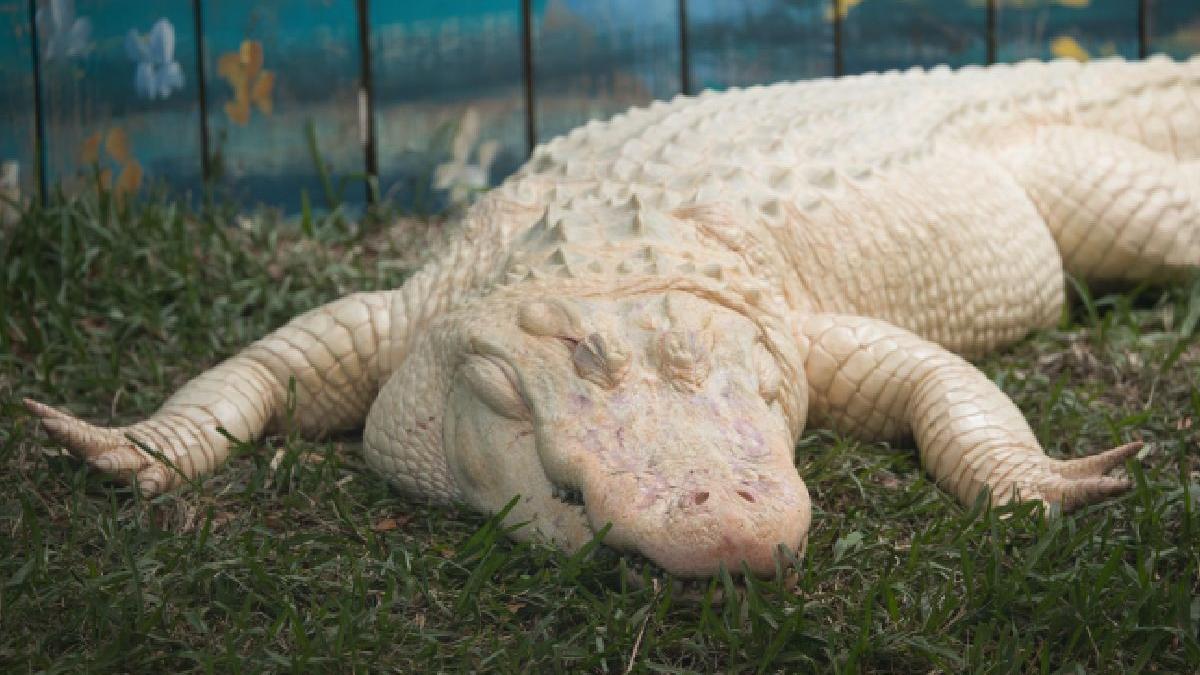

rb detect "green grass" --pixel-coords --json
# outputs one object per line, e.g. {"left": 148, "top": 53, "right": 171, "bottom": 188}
{"left": 2, "top": 192, "right": 1198, "bottom": 673}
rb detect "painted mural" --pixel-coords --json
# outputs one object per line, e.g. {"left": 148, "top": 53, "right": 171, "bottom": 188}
{"left": 688, "top": 0, "right": 832, "bottom": 89}
{"left": 36, "top": 0, "right": 204, "bottom": 203}
{"left": 531, "top": 0, "right": 682, "bottom": 143}
{"left": 370, "top": 1, "right": 525, "bottom": 212}
{"left": 842, "top": 0, "right": 987, "bottom": 74}
{"left": 0, "top": 1, "right": 36, "bottom": 205}
{"left": 0, "top": 1, "right": 1195, "bottom": 214}
{"left": 996, "top": 0, "right": 1138, "bottom": 62}
{"left": 1149, "top": 1, "right": 1200, "bottom": 59}
{"left": 202, "top": 0, "right": 364, "bottom": 212}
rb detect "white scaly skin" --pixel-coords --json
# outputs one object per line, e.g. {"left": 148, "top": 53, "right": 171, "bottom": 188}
{"left": 25, "top": 56, "right": 1200, "bottom": 578}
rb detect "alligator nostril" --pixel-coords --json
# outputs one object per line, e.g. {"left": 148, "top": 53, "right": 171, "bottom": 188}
{"left": 737, "top": 490, "right": 755, "bottom": 503}
{"left": 693, "top": 491, "right": 710, "bottom": 505}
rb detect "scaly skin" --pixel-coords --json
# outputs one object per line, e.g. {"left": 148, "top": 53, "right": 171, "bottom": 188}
{"left": 25, "top": 56, "right": 1200, "bottom": 578}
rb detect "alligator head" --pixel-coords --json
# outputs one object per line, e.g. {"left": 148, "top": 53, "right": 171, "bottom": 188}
{"left": 369, "top": 280, "right": 812, "bottom": 578}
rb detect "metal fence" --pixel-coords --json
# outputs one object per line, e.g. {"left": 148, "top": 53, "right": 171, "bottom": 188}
{"left": 1, "top": 0, "right": 1197, "bottom": 212}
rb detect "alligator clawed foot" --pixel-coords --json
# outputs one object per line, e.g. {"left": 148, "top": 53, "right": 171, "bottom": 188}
{"left": 23, "top": 398, "right": 175, "bottom": 496}
{"left": 1036, "top": 441, "right": 1145, "bottom": 512}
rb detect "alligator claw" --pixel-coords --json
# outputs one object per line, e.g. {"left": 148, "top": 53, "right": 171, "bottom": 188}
{"left": 24, "top": 397, "right": 169, "bottom": 495}
{"left": 1003, "top": 441, "right": 1144, "bottom": 513}
{"left": 1052, "top": 440, "right": 1144, "bottom": 479}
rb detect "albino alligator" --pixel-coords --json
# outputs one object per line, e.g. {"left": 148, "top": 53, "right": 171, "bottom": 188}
{"left": 26, "top": 56, "right": 1200, "bottom": 578}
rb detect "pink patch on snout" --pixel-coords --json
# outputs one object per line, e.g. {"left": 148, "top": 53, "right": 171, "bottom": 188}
{"left": 636, "top": 472, "right": 668, "bottom": 508}
{"left": 732, "top": 419, "right": 768, "bottom": 458}
{"left": 569, "top": 392, "right": 593, "bottom": 412}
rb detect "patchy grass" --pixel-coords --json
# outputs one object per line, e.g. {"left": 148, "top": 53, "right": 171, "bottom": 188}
{"left": 1, "top": 192, "right": 1198, "bottom": 673}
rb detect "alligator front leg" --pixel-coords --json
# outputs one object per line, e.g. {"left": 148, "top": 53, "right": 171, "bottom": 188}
{"left": 24, "top": 194, "right": 537, "bottom": 497}
{"left": 24, "top": 291, "right": 400, "bottom": 495}
{"left": 796, "top": 314, "right": 1142, "bottom": 510}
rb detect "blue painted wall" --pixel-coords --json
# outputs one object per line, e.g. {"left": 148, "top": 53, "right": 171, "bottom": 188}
{"left": 0, "top": 1, "right": 37, "bottom": 197}
{"left": 843, "top": 0, "right": 986, "bottom": 74}
{"left": 35, "top": 1, "right": 203, "bottom": 201}
{"left": 688, "top": 0, "right": 832, "bottom": 89}
{"left": 2, "top": 0, "right": 1196, "bottom": 213}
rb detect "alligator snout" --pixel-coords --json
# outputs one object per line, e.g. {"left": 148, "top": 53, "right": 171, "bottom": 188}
{"left": 586, "top": 470, "right": 811, "bottom": 578}
{"left": 547, "top": 369, "right": 810, "bottom": 578}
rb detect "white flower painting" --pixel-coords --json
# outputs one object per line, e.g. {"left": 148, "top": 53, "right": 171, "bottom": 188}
{"left": 1, "top": 160, "right": 19, "bottom": 226}
{"left": 125, "top": 18, "right": 185, "bottom": 100}
{"left": 36, "top": 0, "right": 92, "bottom": 61}
{"left": 433, "top": 108, "right": 500, "bottom": 207}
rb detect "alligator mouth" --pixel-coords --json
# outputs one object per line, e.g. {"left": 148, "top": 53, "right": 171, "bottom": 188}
{"left": 545, "top": 478, "right": 802, "bottom": 601}
{"left": 618, "top": 550, "right": 802, "bottom": 604}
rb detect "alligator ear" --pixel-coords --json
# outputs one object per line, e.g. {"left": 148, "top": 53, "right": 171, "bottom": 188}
{"left": 517, "top": 299, "right": 583, "bottom": 340}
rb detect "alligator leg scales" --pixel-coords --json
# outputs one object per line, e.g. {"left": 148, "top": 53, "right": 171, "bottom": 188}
{"left": 1000, "top": 126, "right": 1200, "bottom": 282}
{"left": 25, "top": 291, "right": 398, "bottom": 494}
{"left": 799, "top": 314, "right": 1142, "bottom": 509}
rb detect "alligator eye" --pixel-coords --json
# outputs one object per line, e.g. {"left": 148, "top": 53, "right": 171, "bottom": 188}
{"left": 462, "top": 355, "right": 531, "bottom": 421}
{"left": 753, "top": 341, "right": 781, "bottom": 403}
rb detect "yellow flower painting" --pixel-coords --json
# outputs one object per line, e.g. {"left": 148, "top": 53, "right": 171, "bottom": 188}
{"left": 80, "top": 126, "right": 142, "bottom": 201}
{"left": 1050, "top": 35, "right": 1090, "bottom": 61}
{"left": 218, "top": 40, "right": 276, "bottom": 126}
{"left": 968, "top": 0, "right": 1091, "bottom": 7}
{"left": 829, "top": 0, "right": 866, "bottom": 20}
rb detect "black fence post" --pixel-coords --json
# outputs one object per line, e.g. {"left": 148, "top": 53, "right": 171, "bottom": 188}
{"left": 26, "top": 0, "right": 47, "bottom": 203}
{"left": 1138, "top": 0, "right": 1150, "bottom": 59}
{"left": 986, "top": 0, "right": 997, "bottom": 64}
{"left": 678, "top": 0, "right": 691, "bottom": 96}
{"left": 521, "top": 0, "right": 536, "bottom": 154}
{"left": 831, "top": 0, "right": 843, "bottom": 76}
{"left": 356, "top": 0, "right": 378, "bottom": 203}
{"left": 192, "top": 0, "right": 211, "bottom": 183}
